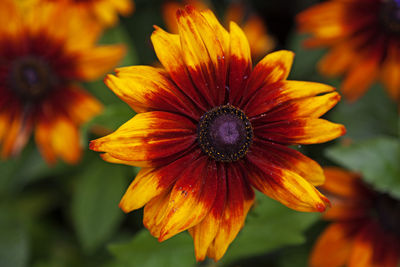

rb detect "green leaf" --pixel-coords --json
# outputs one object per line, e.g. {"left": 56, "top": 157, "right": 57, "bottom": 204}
{"left": 287, "top": 32, "right": 325, "bottom": 81}
{"left": 330, "top": 83, "right": 398, "bottom": 141}
{"left": 108, "top": 230, "right": 196, "bottom": 267}
{"left": 220, "top": 194, "right": 319, "bottom": 265}
{"left": 0, "top": 143, "right": 70, "bottom": 195}
{"left": 0, "top": 207, "right": 29, "bottom": 267}
{"left": 71, "top": 159, "right": 130, "bottom": 253}
{"left": 326, "top": 136, "right": 400, "bottom": 198}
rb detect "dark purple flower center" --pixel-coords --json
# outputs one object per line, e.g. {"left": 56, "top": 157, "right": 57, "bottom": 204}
{"left": 374, "top": 193, "right": 400, "bottom": 236}
{"left": 197, "top": 105, "right": 253, "bottom": 162}
{"left": 9, "top": 56, "right": 56, "bottom": 101}
{"left": 379, "top": 0, "right": 400, "bottom": 34}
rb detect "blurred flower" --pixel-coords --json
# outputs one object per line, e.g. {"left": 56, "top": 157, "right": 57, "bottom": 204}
{"left": 90, "top": 6, "right": 345, "bottom": 261}
{"left": 162, "top": 0, "right": 275, "bottom": 60}
{"left": 31, "top": 0, "right": 134, "bottom": 27}
{"left": 297, "top": 0, "right": 400, "bottom": 103}
{"left": 311, "top": 167, "right": 400, "bottom": 267}
{"left": 0, "top": 0, "right": 125, "bottom": 164}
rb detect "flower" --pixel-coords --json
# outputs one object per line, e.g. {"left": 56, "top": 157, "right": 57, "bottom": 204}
{"left": 310, "top": 167, "right": 400, "bottom": 267}
{"left": 0, "top": 0, "right": 125, "bottom": 164}
{"left": 162, "top": 0, "right": 275, "bottom": 60}
{"left": 32, "top": 0, "right": 134, "bottom": 27}
{"left": 90, "top": 6, "right": 345, "bottom": 261}
{"left": 297, "top": 0, "right": 400, "bottom": 103}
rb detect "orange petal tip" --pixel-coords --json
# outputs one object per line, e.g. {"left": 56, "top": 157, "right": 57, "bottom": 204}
{"left": 316, "top": 203, "right": 326, "bottom": 212}
{"left": 88, "top": 140, "right": 98, "bottom": 151}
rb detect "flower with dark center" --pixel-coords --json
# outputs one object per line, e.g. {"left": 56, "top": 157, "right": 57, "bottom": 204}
{"left": 310, "top": 167, "right": 400, "bottom": 267}
{"left": 297, "top": 0, "right": 400, "bottom": 103}
{"left": 0, "top": 0, "right": 125, "bottom": 163}
{"left": 90, "top": 6, "right": 345, "bottom": 261}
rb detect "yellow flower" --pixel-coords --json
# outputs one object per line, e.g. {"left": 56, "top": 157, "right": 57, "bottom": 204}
{"left": 297, "top": 0, "right": 400, "bottom": 103}
{"left": 90, "top": 6, "right": 345, "bottom": 261}
{"left": 0, "top": 0, "right": 125, "bottom": 164}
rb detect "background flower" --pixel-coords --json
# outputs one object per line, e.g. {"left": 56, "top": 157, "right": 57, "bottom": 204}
{"left": 297, "top": 0, "right": 400, "bottom": 103}
{"left": 310, "top": 167, "right": 400, "bottom": 267}
{"left": 0, "top": 0, "right": 125, "bottom": 163}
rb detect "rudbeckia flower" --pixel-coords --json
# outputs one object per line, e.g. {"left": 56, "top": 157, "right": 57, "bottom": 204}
{"left": 311, "top": 167, "right": 400, "bottom": 267}
{"left": 162, "top": 0, "right": 275, "bottom": 60}
{"left": 0, "top": 0, "right": 125, "bottom": 164}
{"left": 90, "top": 6, "right": 345, "bottom": 261}
{"left": 297, "top": 0, "right": 400, "bottom": 103}
{"left": 31, "top": 0, "right": 134, "bottom": 27}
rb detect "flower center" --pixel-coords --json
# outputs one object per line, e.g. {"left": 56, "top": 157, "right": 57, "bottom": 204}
{"left": 197, "top": 105, "right": 253, "bottom": 162}
{"left": 10, "top": 56, "right": 56, "bottom": 101}
{"left": 379, "top": 0, "right": 400, "bottom": 34}
{"left": 374, "top": 193, "right": 400, "bottom": 236}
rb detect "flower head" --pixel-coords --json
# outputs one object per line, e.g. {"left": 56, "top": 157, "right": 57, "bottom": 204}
{"left": 297, "top": 0, "right": 400, "bottom": 103}
{"left": 0, "top": 0, "right": 125, "bottom": 163}
{"left": 311, "top": 167, "right": 400, "bottom": 267}
{"left": 90, "top": 6, "right": 345, "bottom": 261}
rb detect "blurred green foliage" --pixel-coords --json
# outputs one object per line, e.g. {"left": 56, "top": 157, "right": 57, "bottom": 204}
{"left": 1, "top": 0, "right": 399, "bottom": 267}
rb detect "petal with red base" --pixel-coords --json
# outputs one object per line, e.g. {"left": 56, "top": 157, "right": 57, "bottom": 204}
{"left": 176, "top": 6, "right": 226, "bottom": 107}
{"left": 158, "top": 157, "right": 218, "bottom": 241}
{"left": 105, "top": 66, "right": 199, "bottom": 119}
{"left": 207, "top": 165, "right": 255, "bottom": 261}
{"left": 151, "top": 26, "right": 209, "bottom": 112}
{"left": 251, "top": 140, "right": 325, "bottom": 186}
{"left": 243, "top": 50, "right": 294, "bottom": 104}
{"left": 247, "top": 151, "right": 329, "bottom": 212}
{"left": 254, "top": 118, "right": 346, "bottom": 145}
{"left": 89, "top": 112, "right": 197, "bottom": 167}
{"left": 119, "top": 150, "right": 202, "bottom": 213}
{"left": 189, "top": 163, "right": 227, "bottom": 261}
{"left": 243, "top": 80, "right": 336, "bottom": 118}
{"left": 228, "top": 21, "right": 252, "bottom": 105}
{"left": 254, "top": 92, "right": 340, "bottom": 122}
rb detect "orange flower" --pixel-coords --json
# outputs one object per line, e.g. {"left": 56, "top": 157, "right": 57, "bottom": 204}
{"left": 90, "top": 6, "right": 345, "bottom": 261}
{"left": 33, "top": 0, "right": 134, "bottom": 27}
{"left": 162, "top": 0, "right": 275, "bottom": 60}
{"left": 0, "top": 0, "right": 125, "bottom": 164}
{"left": 297, "top": 0, "right": 400, "bottom": 103}
{"left": 310, "top": 167, "right": 400, "bottom": 267}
